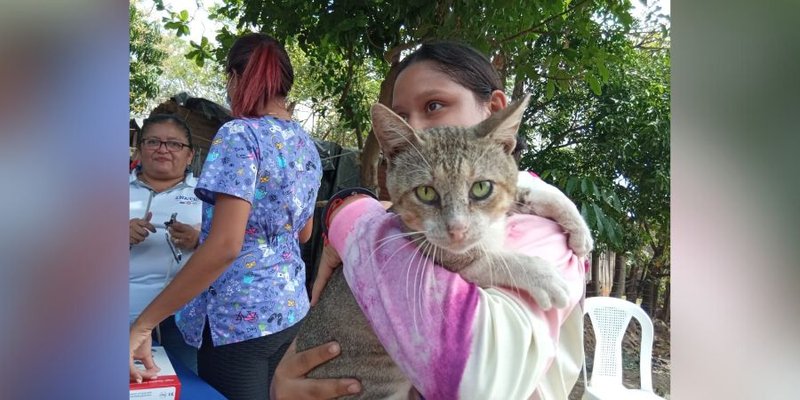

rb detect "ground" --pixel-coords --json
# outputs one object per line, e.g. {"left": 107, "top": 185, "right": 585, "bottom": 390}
{"left": 569, "top": 315, "right": 671, "bottom": 399}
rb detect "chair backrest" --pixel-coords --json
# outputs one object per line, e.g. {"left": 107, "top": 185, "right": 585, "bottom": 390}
{"left": 583, "top": 296, "right": 655, "bottom": 392}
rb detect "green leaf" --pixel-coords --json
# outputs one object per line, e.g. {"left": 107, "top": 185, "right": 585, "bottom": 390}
{"left": 545, "top": 80, "right": 555, "bottom": 100}
{"left": 580, "top": 177, "right": 589, "bottom": 194}
{"left": 539, "top": 169, "right": 552, "bottom": 180}
{"left": 565, "top": 176, "right": 578, "bottom": 196}
{"left": 563, "top": 48, "right": 579, "bottom": 62}
{"left": 557, "top": 78, "right": 570, "bottom": 92}
{"left": 591, "top": 181, "right": 601, "bottom": 200}
{"left": 586, "top": 74, "right": 602, "bottom": 96}
{"left": 592, "top": 204, "right": 605, "bottom": 236}
{"left": 580, "top": 202, "right": 591, "bottom": 225}
{"left": 606, "top": 219, "right": 620, "bottom": 246}
{"left": 179, "top": 10, "right": 189, "bottom": 21}
{"left": 596, "top": 60, "right": 610, "bottom": 82}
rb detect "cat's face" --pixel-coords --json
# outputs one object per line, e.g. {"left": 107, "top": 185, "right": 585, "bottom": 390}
{"left": 371, "top": 96, "right": 530, "bottom": 254}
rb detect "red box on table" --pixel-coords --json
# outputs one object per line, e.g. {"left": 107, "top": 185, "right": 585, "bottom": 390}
{"left": 129, "top": 346, "right": 181, "bottom": 400}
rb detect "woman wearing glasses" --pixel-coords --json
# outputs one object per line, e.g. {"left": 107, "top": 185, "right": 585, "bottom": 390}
{"left": 129, "top": 33, "right": 323, "bottom": 400}
{"left": 129, "top": 114, "right": 202, "bottom": 373}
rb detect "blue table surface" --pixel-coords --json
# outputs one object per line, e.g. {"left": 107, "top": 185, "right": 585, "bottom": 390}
{"left": 163, "top": 347, "right": 227, "bottom": 400}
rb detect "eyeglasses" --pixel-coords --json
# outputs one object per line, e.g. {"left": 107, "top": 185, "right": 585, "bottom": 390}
{"left": 141, "top": 138, "right": 191, "bottom": 152}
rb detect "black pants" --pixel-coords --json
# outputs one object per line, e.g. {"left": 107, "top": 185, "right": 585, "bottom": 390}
{"left": 198, "top": 319, "right": 301, "bottom": 400}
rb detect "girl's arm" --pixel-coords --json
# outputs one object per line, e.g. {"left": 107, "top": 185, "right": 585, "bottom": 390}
{"left": 299, "top": 216, "right": 314, "bottom": 244}
{"left": 328, "top": 197, "right": 585, "bottom": 399}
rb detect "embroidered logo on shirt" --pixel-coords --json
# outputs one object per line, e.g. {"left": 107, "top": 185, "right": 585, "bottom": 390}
{"left": 174, "top": 195, "right": 199, "bottom": 205}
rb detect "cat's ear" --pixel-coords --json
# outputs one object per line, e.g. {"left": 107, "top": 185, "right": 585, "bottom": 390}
{"left": 371, "top": 103, "right": 422, "bottom": 160}
{"left": 476, "top": 94, "right": 531, "bottom": 154}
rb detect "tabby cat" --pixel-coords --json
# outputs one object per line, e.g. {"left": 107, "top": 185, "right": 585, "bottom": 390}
{"left": 295, "top": 95, "right": 578, "bottom": 399}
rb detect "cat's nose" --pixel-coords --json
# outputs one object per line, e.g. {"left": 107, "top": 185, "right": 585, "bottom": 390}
{"left": 447, "top": 224, "right": 469, "bottom": 242}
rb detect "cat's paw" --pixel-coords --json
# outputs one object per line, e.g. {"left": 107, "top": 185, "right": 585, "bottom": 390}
{"left": 528, "top": 271, "right": 570, "bottom": 310}
{"left": 514, "top": 175, "right": 594, "bottom": 259}
{"left": 567, "top": 223, "right": 593, "bottom": 259}
{"left": 512, "top": 186, "right": 538, "bottom": 215}
{"left": 521, "top": 259, "right": 571, "bottom": 310}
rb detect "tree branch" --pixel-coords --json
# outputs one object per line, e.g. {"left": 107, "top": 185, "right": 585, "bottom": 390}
{"left": 498, "top": 0, "right": 591, "bottom": 44}
{"left": 536, "top": 112, "right": 607, "bottom": 155}
{"left": 384, "top": 42, "right": 417, "bottom": 64}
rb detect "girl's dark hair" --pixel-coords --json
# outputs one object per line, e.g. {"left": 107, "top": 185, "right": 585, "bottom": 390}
{"left": 140, "top": 114, "right": 193, "bottom": 148}
{"left": 226, "top": 32, "right": 294, "bottom": 118}
{"left": 397, "top": 40, "right": 504, "bottom": 103}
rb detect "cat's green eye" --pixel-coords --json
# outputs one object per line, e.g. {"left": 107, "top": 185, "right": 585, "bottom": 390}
{"left": 415, "top": 186, "right": 439, "bottom": 204}
{"left": 470, "top": 181, "right": 493, "bottom": 200}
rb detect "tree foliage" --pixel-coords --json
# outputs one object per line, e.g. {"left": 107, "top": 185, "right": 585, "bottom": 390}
{"left": 129, "top": 2, "right": 167, "bottom": 116}
{"left": 149, "top": 0, "right": 670, "bottom": 293}
{"left": 146, "top": 33, "right": 228, "bottom": 113}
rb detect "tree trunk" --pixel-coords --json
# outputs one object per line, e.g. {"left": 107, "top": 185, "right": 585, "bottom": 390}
{"left": 660, "top": 278, "right": 670, "bottom": 322}
{"left": 599, "top": 251, "right": 613, "bottom": 296}
{"left": 626, "top": 261, "right": 639, "bottom": 301}
{"left": 511, "top": 73, "right": 525, "bottom": 100}
{"left": 360, "top": 50, "right": 403, "bottom": 195}
{"left": 589, "top": 250, "right": 601, "bottom": 297}
{"left": 612, "top": 253, "right": 626, "bottom": 297}
{"left": 640, "top": 275, "right": 658, "bottom": 316}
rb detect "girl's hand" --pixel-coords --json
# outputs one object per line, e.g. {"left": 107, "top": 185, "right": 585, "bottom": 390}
{"left": 310, "top": 245, "right": 341, "bottom": 306}
{"left": 270, "top": 340, "right": 361, "bottom": 400}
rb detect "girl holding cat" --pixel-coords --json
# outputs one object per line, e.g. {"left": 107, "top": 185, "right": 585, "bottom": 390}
{"left": 129, "top": 33, "right": 323, "bottom": 400}
{"left": 273, "top": 41, "right": 589, "bottom": 400}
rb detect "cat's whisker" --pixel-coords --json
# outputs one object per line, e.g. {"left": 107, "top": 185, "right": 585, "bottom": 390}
{"left": 375, "top": 230, "right": 425, "bottom": 246}
{"left": 371, "top": 231, "right": 426, "bottom": 258}
{"left": 413, "top": 240, "right": 430, "bottom": 331}
{"left": 485, "top": 242, "right": 523, "bottom": 299}
{"left": 409, "top": 239, "right": 430, "bottom": 334}
{"left": 478, "top": 244, "right": 496, "bottom": 289}
{"left": 429, "top": 244, "right": 445, "bottom": 322}
{"left": 418, "top": 240, "right": 435, "bottom": 329}
{"left": 418, "top": 242, "right": 439, "bottom": 321}
{"left": 399, "top": 235, "right": 426, "bottom": 318}
{"left": 376, "top": 235, "right": 427, "bottom": 316}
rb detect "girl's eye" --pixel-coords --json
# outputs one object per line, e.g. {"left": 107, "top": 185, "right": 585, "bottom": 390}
{"left": 470, "top": 181, "right": 493, "bottom": 200}
{"left": 426, "top": 102, "right": 443, "bottom": 112}
{"left": 415, "top": 186, "right": 440, "bottom": 204}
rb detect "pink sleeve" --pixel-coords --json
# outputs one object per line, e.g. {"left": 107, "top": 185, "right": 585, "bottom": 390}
{"left": 328, "top": 197, "right": 584, "bottom": 398}
{"left": 329, "top": 197, "right": 478, "bottom": 399}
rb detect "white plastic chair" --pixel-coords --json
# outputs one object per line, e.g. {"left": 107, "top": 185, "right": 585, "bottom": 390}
{"left": 582, "top": 296, "right": 665, "bottom": 400}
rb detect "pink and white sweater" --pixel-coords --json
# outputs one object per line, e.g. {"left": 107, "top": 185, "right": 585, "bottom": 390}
{"left": 328, "top": 197, "right": 586, "bottom": 400}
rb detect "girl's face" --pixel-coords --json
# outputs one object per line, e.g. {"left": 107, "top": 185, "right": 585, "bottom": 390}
{"left": 391, "top": 61, "right": 506, "bottom": 130}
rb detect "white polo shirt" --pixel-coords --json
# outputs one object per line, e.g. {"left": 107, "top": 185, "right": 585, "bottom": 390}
{"left": 129, "top": 170, "right": 202, "bottom": 323}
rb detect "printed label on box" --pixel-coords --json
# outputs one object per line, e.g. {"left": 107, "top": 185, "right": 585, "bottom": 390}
{"left": 130, "top": 346, "right": 181, "bottom": 400}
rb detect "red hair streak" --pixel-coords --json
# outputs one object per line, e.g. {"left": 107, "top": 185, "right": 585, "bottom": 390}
{"left": 231, "top": 41, "right": 284, "bottom": 118}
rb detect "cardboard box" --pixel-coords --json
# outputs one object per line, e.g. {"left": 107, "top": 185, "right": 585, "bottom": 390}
{"left": 130, "top": 346, "right": 181, "bottom": 400}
